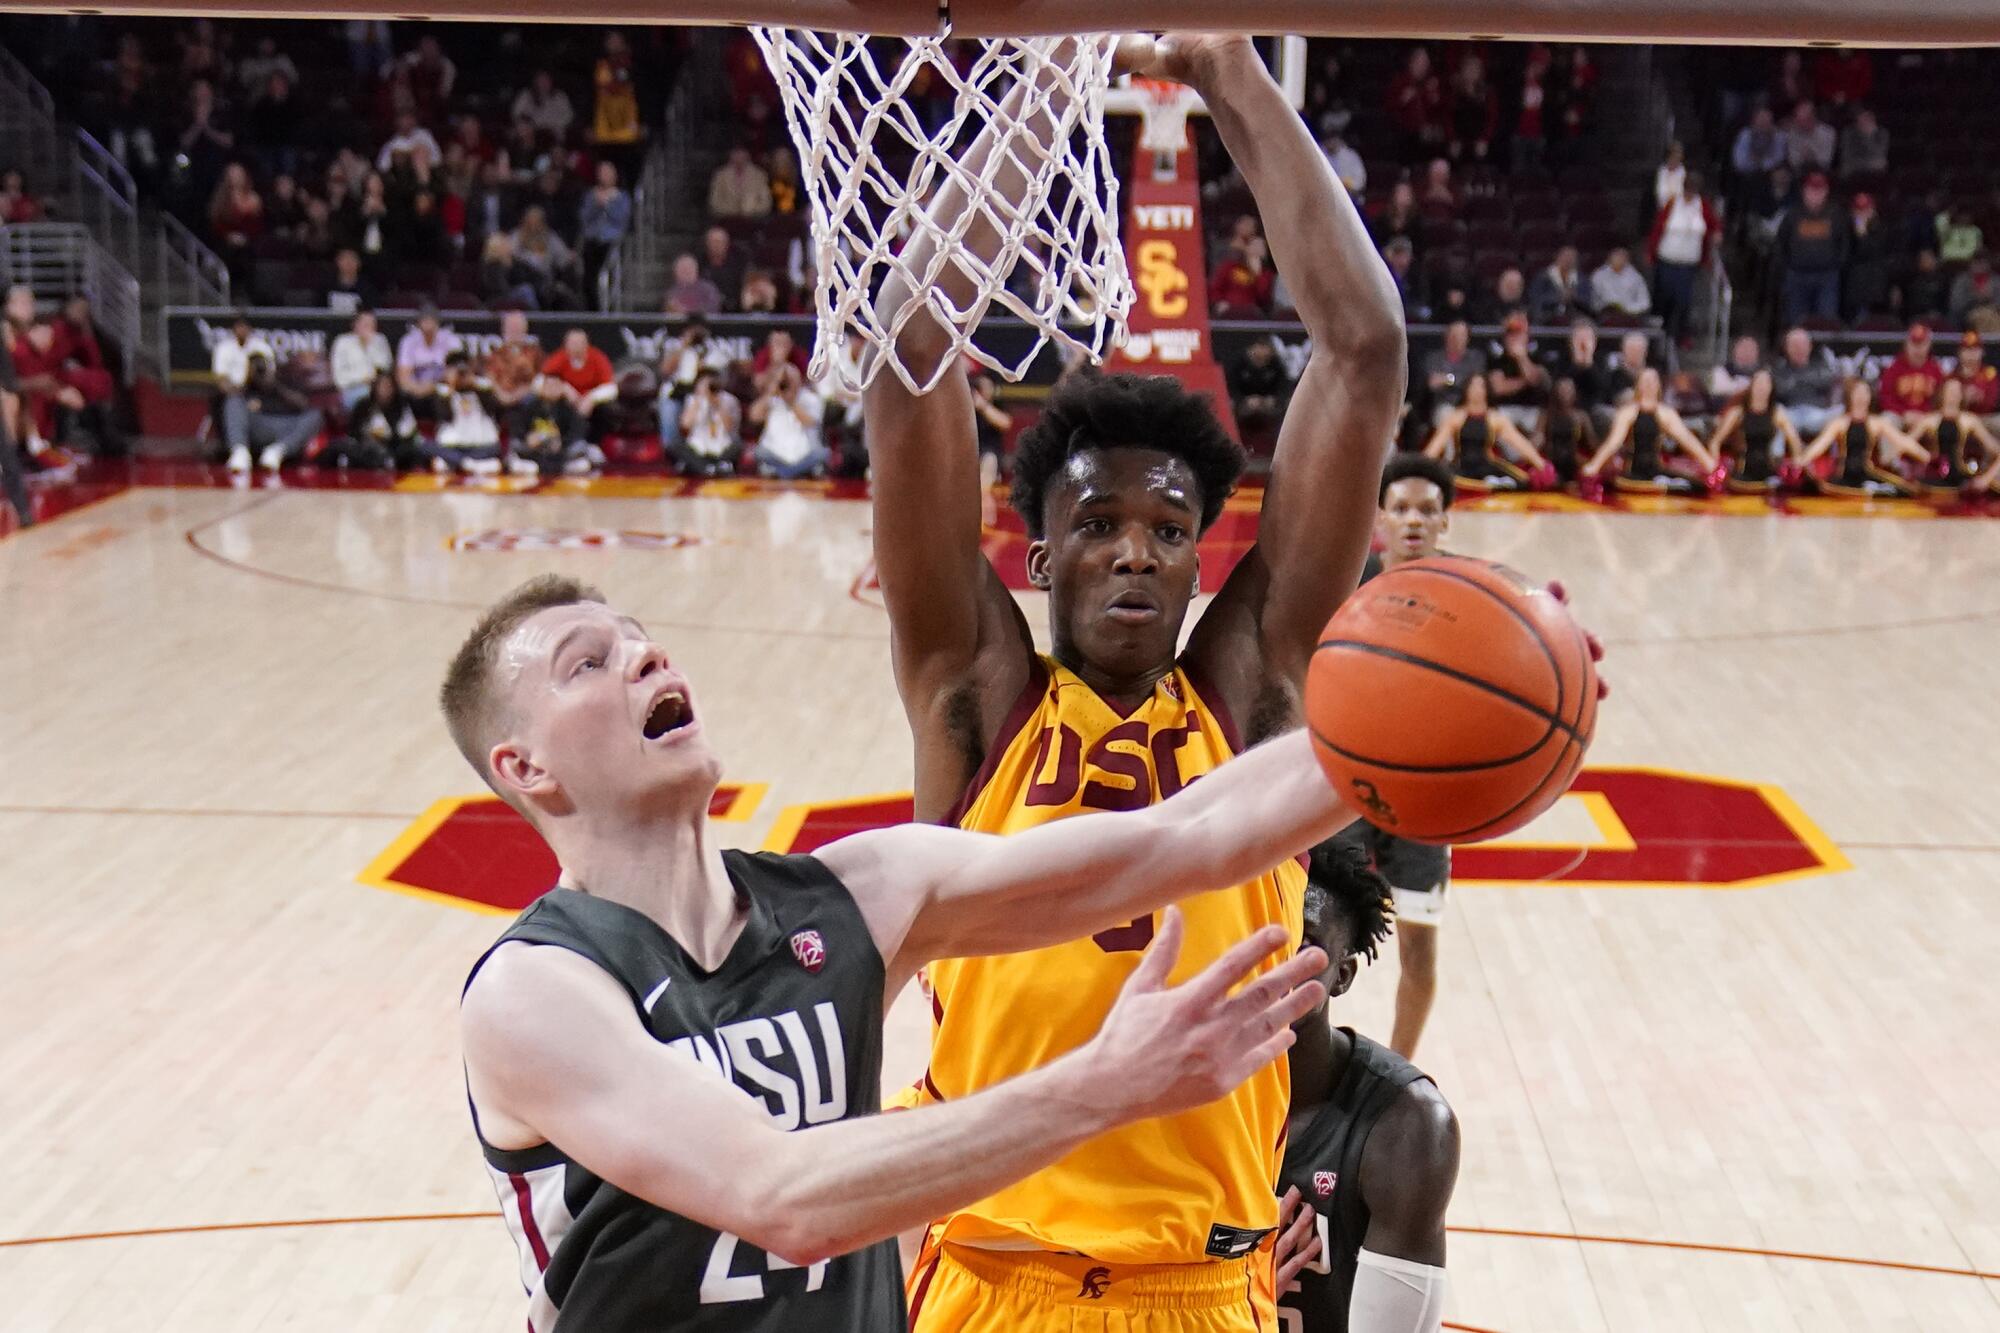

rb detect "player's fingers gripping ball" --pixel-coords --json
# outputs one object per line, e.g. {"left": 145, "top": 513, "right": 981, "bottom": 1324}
{"left": 1307, "top": 556, "right": 1599, "bottom": 845}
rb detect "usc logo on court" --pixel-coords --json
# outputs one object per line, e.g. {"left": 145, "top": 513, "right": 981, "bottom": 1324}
{"left": 357, "top": 770, "right": 1847, "bottom": 915}
{"left": 1136, "top": 239, "right": 1189, "bottom": 318}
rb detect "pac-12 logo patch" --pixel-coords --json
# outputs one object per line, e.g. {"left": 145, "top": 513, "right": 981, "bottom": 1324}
{"left": 790, "top": 929, "right": 826, "bottom": 973}
{"left": 1313, "top": 1170, "right": 1337, "bottom": 1198}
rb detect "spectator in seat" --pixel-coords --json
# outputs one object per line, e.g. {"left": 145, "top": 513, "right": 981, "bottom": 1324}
{"left": 0, "top": 336, "right": 30, "bottom": 525}
{"left": 1935, "top": 205, "right": 1983, "bottom": 265}
{"left": 700, "top": 226, "right": 746, "bottom": 310}
{"left": 326, "top": 249, "right": 378, "bottom": 315}
{"left": 1433, "top": 281, "right": 1472, "bottom": 324}
{"left": 1772, "top": 325, "right": 1840, "bottom": 436}
{"left": 325, "top": 371, "right": 418, "bottom": 471}
{"left": 331, "top": 308, "right": 393, "bottom": 412}
{"left": 485, "top": 308, "right": 544, "bottom": 430}
{"left": 1320, "top": 131, "right": 1366, "bottom": 195}
{"left": 1731, "top": 107, "right": 1787, "bottom": 182}
{"left": 1511, "top": 44, "right": 1552, "bottom": 171}
{"left": 1420, "top": 157, "right": 1458, "bottom": 211}
{"left": 752, "top": 328, "right": 808, "bottom": 382}
{"left": 815, "top": 328, "right": 869, "bottom": 474}
{"left": 398, "top": 34, "right": 458, "bottom": 118}
{"left": 176, "top": 80, "right": 235, "bottom": 211}
{"left": 1709, "top": 334, "right": 1765, "bottom": 401}
{"left": 1845, "top": 191, "right": 1895, "bottom": 322}
{"left": 515, "top": 377, "right": 594, "bottom": 477}
{"left": 1953, "top": 331, "right": 2000, "bottom": 423}
{"left": 512, "top": 69, "right": 575, "bottom": 140}
{"left": 578, "top": 161, "right": 632, "bottom": 300}
{"left": 1211, "top": 214, "right": 1261, "bottom": 269}
{"left": 657, "top": 317, "right": 730, "bottom": 450}
{"left": 1775, "top": 171, "right": 1847, "bottom": 325}
{"left": 1488, "top": 312, "right": 1550, "bottom": 433}
{"left": 246, "top": 72, "right": 303, "bottom": 181}
{"left": 511, "top": 206, "right": 582, "bottom": 310}
{"left": 237, "top": 34, "right": 298, "bottom": 100}
{"left": 1902, "top": 248, "right": 1947, "bottom": 322}
{"left": 1387, "top": 46, "right": 1445, "bottom": 162}
{"left": 539, "top": 328, "right": 618, "bottom": 437}
{"left": 210, "top": 311, "right": 274, "bottom": 401}
{"left": 739, "top": 269, "right": 781, "bottom": 315}
{"left": 968, "top": 370, "right": 1014, "bottom": 505}
{"left": 480, "top": 233, "right": 543, "bottom": 310}
{"left": 1, "top": 168, "right": 44, "bottom": 224}
{"left": 396, "top": 302, "right": 461, "bottom": 419}
{"left": 264, "top": 173, "right": 306, "bottom": 241}
{"left": 1371, "top": 182, "right": 1421, "bottom": 255}
{"left": 396, "top": 189, "right": 454, "bottom": 270}
{"left": 465, "top": 157, "right": 517, "bottom": 253}
{"left": 593, "top": 31, "right": 643, "bottom": 179}
{"left": 1602, "top": 331, "right": 1653, "bottom": 408}
{"left": 1782, "top": 100, "right": 1836, "bottom": 174}
{"left": 1543, "top": 317, "right": 1610, "bottom": 419}
{"left": 1210, "top": 235, "right": 1275, "bottom": 316}
{"left": 1589, "top": 246, "right": 1652, "bottom": 319}
{"left": 208, "top": 162, "right": 265, "bottom": 286}
{"left": 1875, "top": 322, "right": 1945, "bottom": 427}
{"left": 1476, "top": 267, "right": 1527, "bottom": 325}
{"left": 1554, "top": 46, "right": 1598, "bottom": 159}
{"left": 1949, "top": 251, "right": 2000, "bottom": 328}
{"left": 673, "top": 367, "right": 741, "bottom": 476}
{"left": 1838, "top": 107, "right": 1890, "bottom": 181}
{"left": 226, "top": 351, "right": 324, "bottom": 473}
{"left": 748, "top": 361, "right": 828, "bottom": 479}
{"left": 1813, "top": 49, "right": 1874, "bottom": 114}
{"left": 376, "top": 110, "right": 442, "bottom": 174}
{"left": 709, "top": 145, "right": 773, "bottom": 221}
{"left": 664, "top": 252, "right": 723, "bottom": 318}
{"left": 1422, "top": 319, "right": 1487, "bottom": 425}
{"left": 354, "top": 171, "right": 393, "bottom": 273}
{"left": 1529, "top": 246, "right": 1590, "bottom": 326}
{"left": 1647, "top": 171, "right": 1719, "bottom": 344}
{"left": 1229, "top": 337, "right": 1292, "bottom": 433}
{"left": 768, "top": 146, "right": 803, "bottom": 216}
{"left": 1381, "top": 237, "right": 1422, "bottom": 318}
{"left": 433, "top": 351, "right": 511, "bottom": 476}
{"left": 1654, "top": 141, "right": 1687, "bottom": 213}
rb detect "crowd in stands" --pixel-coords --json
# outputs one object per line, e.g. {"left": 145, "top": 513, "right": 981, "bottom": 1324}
{"left": 2, "top": 17, "right": 679, "bottom": 310}
{"left": 202, "top": 305, "right": 906, "bottom": 482}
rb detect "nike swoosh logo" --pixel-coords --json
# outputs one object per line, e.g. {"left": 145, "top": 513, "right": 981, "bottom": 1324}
{"left": 642, "top": 977, "right": 672, "bottom": 1013}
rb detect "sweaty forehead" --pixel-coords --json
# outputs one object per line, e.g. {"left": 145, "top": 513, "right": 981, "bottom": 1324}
{"left": 504, "top": 603, "right": 641, "bottom": 679}
{"left": 1384, "top": 477, "right": 1444, "bottom": 508}
{"left": 1053, "top": 447, "right": 1200, "bottom": 512}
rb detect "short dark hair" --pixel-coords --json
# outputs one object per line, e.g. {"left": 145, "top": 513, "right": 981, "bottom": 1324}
{"left": 1303, "top": 838, "right": 1396, "bottom": 961}
{"left": 440, "top": 575, "right": 606, "bottom": 790}
{"left": 1009, "top": 370, "right": 1243, "bottom": 539}
{"left": 1379, "top": 452, "right": 1456, "bottom": 508}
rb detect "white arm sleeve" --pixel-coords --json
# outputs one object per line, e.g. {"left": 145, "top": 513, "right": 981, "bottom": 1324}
{"left": 1349, "top": 1247, "right": 1447, "bottom": 1333}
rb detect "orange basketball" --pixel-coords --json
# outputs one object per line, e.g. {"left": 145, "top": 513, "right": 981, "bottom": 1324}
{"left": 1307, "top": 556, "right": 1598, "bottom": 845}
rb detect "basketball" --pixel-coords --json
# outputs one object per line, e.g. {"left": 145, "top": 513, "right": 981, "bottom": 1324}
{"left": 1307, "top": 556, "right": 1598, "bottom": 845}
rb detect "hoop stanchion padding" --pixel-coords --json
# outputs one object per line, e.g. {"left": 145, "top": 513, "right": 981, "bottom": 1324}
{"left": 752, "top": 29, "right": 1137, "bottom": 395}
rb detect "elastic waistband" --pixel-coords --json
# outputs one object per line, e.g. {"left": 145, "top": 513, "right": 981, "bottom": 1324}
{"left": 936, "top": 1242, "right": 1248, "bottom": 1311}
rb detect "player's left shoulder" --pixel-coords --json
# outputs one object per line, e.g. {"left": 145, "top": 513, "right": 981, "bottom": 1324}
{"left": 1360, "top": 1076, "right": 1461, "bottom": 1210}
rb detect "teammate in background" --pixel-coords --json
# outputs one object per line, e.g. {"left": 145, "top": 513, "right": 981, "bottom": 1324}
{"left": 865, "top": 32, "right": 1406, "bottom": 1330}
{"left": 1420, "top": 374, "right": 1549, "bottom": 491}
{"left": 1274, "top": 840, "right": 1459, "bottom": 1333}
{"left": 1341, "top": 455, "right": 1457, "bottom": 1059}
{"left": 1581, "top": 367, "right": 1720, "bottom": 494}
{"left": 450, "top": 576, "right": 1363, "bottom": 1331}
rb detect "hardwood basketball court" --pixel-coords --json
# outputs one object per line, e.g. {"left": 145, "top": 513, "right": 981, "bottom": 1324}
{"left": 2, "top": 474, "right": 1997, "bottom": 1330}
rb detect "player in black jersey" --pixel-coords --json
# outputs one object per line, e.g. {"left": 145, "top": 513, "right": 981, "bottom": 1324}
{"left": 1275, "top": 840, "right": 1460, "bottom": 1333}
{"left": 1338, "top": 455, "right": 1456, "bottom": 1060}
{"left": 442, "top": 575, "right": 1365, "bottom": 1332}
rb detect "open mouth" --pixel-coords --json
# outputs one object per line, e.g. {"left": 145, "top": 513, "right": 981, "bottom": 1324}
{"left": 643, "top": 689, "right": 694, "bottom": 740}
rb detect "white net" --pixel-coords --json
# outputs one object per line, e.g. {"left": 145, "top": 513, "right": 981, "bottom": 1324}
{"left": 750, "top": 29, "right": 1136, "bottom": 395}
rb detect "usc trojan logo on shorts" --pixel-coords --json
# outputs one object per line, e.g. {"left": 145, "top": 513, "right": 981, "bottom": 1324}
{"left": 1077, "top": 1267, "right": 1111, "bottom": 1299}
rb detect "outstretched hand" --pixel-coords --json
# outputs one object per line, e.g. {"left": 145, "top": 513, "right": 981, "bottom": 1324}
{"left": 1089, "top": 908, "right": 1328, "bottom": 1123}
{"left": 1273, "top": 1186, "right": 1324, "bottom": 1288}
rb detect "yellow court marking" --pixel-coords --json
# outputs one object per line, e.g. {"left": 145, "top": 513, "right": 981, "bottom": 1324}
{"left": 1479, "top": 790, "right": 1637, "bottom": 852}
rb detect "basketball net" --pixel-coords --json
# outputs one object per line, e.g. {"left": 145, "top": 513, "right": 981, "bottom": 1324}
{"left": 751, "top": 28, "right": 1137, "bottom": 395}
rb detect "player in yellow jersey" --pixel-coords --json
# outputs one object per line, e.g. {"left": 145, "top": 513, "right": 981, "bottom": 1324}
{"left": 864, "top": 33, "right": 1407, "bottom": 1332}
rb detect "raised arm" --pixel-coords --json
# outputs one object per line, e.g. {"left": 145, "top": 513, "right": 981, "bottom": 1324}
{"left": 1800, "top": 414, "right": 1845, "bottom": 465}
{"left": 824, "top": 728, "right": 1351, "bottom": 974}
{"left": 1172, "top": 36, "right": 1407, "bottom": 707}
{"left": 1421, "top": 413, "right": 1458, "bottom": 460}
{"left": 1661, "top": 407, "right": 1717, "bottom": 469}
{"left": 1704, "top": 404, "right": 1742, "bottom": 458}
{"left": 1584, "top": 405, "right": 1635, "bottom": 474}
{"left": 861, "top": 53, "right": 1066, "bottom": 781}
{"left": 461, "top": 911, "right": 1325, "bottom": 1267}
{"left": 1493, "top": 414, "right": 1548, "bottom": 469}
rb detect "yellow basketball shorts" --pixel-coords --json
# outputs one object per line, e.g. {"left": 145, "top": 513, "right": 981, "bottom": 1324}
{"left": 907, "top": 1239, "right": 1273, "bottom": 1333}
